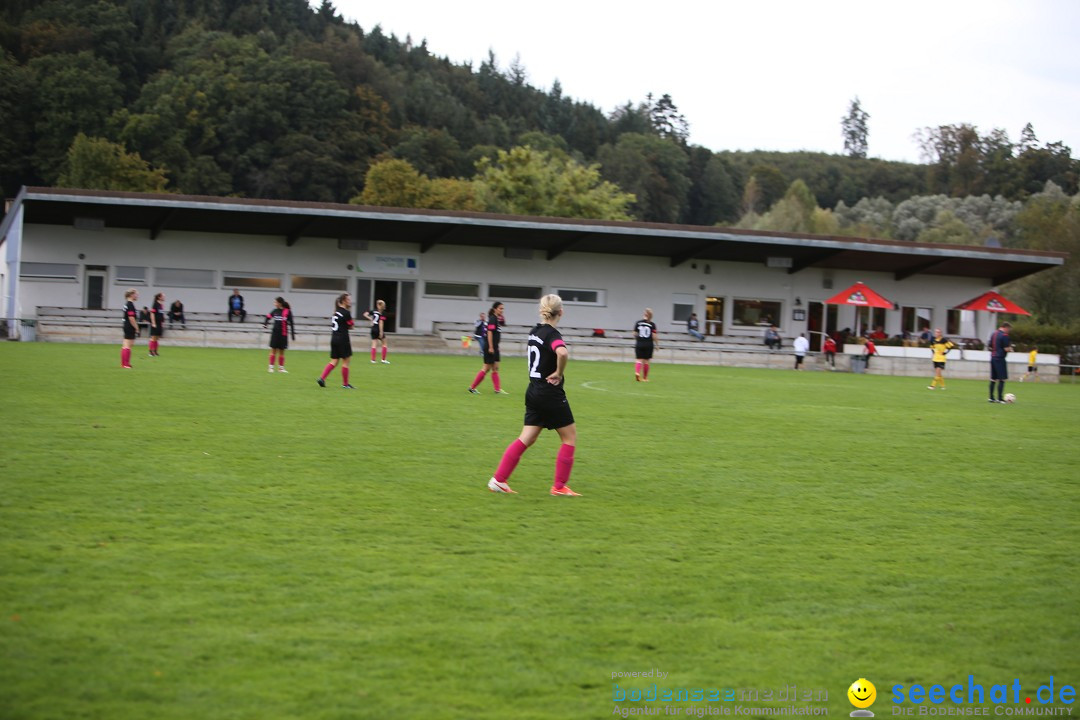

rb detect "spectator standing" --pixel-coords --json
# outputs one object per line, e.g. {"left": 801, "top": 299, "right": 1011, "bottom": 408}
{"left": 793, "top": 333, "right": 809, "bottom": 370}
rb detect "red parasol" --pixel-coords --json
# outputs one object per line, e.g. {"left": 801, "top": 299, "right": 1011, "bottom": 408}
{"left": 953, "top": 290, "right": 1031, "bottom": 316}
{"left": 824, "top": 281, "right": 895, "bottom": 309}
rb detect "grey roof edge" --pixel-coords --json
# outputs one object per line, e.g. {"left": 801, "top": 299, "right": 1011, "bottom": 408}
{"left": 14, "top": 186, "right": 1069, "bottom": 267}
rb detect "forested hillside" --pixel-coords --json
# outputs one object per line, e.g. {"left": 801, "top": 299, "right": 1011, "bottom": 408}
{"left": 1, "top": 0, "right": 1077, "bottom": 323}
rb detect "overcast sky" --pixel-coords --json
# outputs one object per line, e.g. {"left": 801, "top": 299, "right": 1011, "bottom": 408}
{"left": 319, "top": 0, "right": 1080, "bottom": 164}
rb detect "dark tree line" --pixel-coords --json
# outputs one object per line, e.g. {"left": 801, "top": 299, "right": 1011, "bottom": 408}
{"left": 1, "top": 0, "right": 1077, "bottom": 229}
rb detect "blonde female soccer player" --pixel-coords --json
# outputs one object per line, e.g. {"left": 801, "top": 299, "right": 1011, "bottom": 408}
{"left": 632, "top": 308, "right": 658, "bottom": 381}
{"left": 927, "top": 328, "right": 956, "bottom": 389}
{"left": 487, "top": 294, "right": 580, "bottom": 496}
{"left": 364, "top": 299, "right": 389, "bottom": 364}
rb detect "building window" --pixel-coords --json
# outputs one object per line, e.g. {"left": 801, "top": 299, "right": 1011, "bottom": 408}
{"left": 115, "top": 266, "right": 147, "bottom": 284}
{"left": 424, "top": 281, "right": 480, "bottom": 298}
{"left": 672, "top": 293, "right": 696, "bottom": 322}
{"left": 732, "top": 298, "right": 782, "bottom": 327}
{"left": 901, "top": 306, "right": 932, "bottom": 334}
{"left": 489, "top": 284, "right": 543, "bottom": 300}
{"left": 555, "top": 288, "right": 604, "bottom": 305}
{"left": 947, "top": 309, "right": 961, "bottom": 336}
{"left": 19, "top": 262, "right": 78, "bottom": 280}
{"left": 223, "top": 273, "right": 282, "bottom": 290}
{"left": 291, "top": 275, "right": 347, "bottom": 292}
{"left": 155, "top": 268, "right": 216, "bottom": 288}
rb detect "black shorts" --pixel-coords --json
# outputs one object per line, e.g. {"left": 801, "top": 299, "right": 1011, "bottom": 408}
{"left": 270, "top": 335, "right": 289, "bottom": 350}
{"left": 1028, "top": 365, "right": 1037, "bottom": 373}
{"left": 795, "top": 354, "right": 805, "bottom": 366}
{"left": 990, "top": 357, "right": 1008, "bottom": 381}
{"left": 370, "top": 327, "right": 382, "bottom": 340}
{"left": 524, "top": 382, "right": 575, "bottom": 430}
{"left": 150, "top": 325, "right": 164, "bottom": 338}
{"left": 635, "top": 343, "right": 654, "bottom": 360}
{"left": 123, "top": 325, "right": 137, "bottom": 340}
{"left": 483, "top": 348, "right": 501, "bottom": 364}
{"left": 933, "top": 361, "right": 945, "bottom": 369}
{"left": 330, "top": 337, "right": 352, "bottom": 359}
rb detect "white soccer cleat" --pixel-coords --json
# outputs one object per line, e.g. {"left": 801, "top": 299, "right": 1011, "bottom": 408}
{"left": 487, "top": 477, "right": 516, "bottom": 494}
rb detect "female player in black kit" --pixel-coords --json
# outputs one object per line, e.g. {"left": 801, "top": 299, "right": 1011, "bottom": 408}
{"left": 264, "top": 297, "right": 296, "bottom": 372}
{"left": 364, "top": 299, "right": 389, "bottom": 364}
{"left": 633, "top": 308, "right": 659, "bottom": 381}
{"left": 148, "top": 292, "right": 165, "bottom": 356}
{"left": 487, "top": 294, "right": 580, "bottom": 496}
{"left": 120, "top": 288, "right": 139, "bottom": 368}
{"left": 316, "top": 293, "right": 355, "bottom": 388}
{"left": 468, "top": 301, "right": 507, "bottom": 394}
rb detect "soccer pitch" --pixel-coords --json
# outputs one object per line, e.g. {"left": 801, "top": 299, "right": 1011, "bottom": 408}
{"left": 1, "top": 343, "right": 1077, "bottom": 719}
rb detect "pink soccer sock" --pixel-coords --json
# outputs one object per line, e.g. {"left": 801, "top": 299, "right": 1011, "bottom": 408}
{"left": 121, "top": 348, "right": 131, "bottom": 366}
{"left": 269, "top": 353, "right": 276, "bottom": 366}
{"left": 320, "top": 363, "right": 335, "bottom": 381}
{"left": 470, "top": 369, "right": 487, "bottom": 390}
{"left": 494, "top": 439, "right": 528, "bottom": 482}
{"left": 634, "top": 361, "right": 642, "bottom": 376}
{"left": 278, "top": 355, "right": 285, "bottom": 367}
{"left": 371, "top": 347, "right": 376, "bottom": 362}
{"left": 382, "top": 346, "right": 388, "bottom": 361}
{"left": 554, "top": 444, "right": 576, "bottom": 489}
{"left": 492, "top": 371, "right": 501, "bottom": 392}
{"left": 643, "top": 363, "right": 650, "bottom": 380}
{"left": 342, "top": 367, "right": 350, "bottom": 385}
{"left": 149, "top": 339, "right": 157, "bottom": 354}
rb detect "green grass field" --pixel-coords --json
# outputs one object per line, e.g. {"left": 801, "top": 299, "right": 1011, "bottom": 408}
{"left": 1, "top": 342, "right": 1077, "bottom": 720}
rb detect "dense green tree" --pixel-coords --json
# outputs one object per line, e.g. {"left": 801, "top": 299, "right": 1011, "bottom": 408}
{"left": 841, "top": 96, "right": 870, "bottom": 158}
{"left": 355, "top": 157, "right": 430, "bottom": 208}
{"left": 57, "top": 133, "right": 168, "bottom": 192}
{"left": 0, "top": 51, "right": 34, "bottom": 195}
{"left": 29, "top": 50, "right": 124, "bottom": 182}
{"left": 683, "top": 147, "right": 738, "bottom": 226}
{"left": 475, "top": 146, "right": 633, "bottom": 220}
{"left": 391, "top": 127, "right": 465, "bottom": 178}
{"left": 1008, "top": 182, "right": 1080, "bottom": 324}
{"left": 597, "top": 133, "right": 689, "bottom": 223}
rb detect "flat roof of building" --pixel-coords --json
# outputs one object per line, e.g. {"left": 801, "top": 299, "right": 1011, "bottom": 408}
{"left": 4, "top": 187, "right": 1066, "bottom": 285}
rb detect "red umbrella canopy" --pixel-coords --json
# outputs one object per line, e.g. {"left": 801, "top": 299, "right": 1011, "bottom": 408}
{"left": 824, "top": 281, "right": 894, "bottom": 309}
{"left": 953, "top": 290, "right": 1031, "bottom": 315}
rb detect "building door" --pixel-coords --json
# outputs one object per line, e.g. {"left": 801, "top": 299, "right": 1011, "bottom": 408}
{"left": 356, "top": 278, "right": 414, "bottom": 332}
{"left": 85, "top": 267, "right": 106, "bottom": 309}
{"left": 705, "top": 296, "right": 724, "bottom": 336}
{"left": 807, "top": 301, "right": 823, "bottom": 350}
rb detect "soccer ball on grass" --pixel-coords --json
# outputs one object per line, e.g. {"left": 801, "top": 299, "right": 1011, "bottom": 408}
{"left": 1003, "top": 393, "right": 1016, "bottom": 403}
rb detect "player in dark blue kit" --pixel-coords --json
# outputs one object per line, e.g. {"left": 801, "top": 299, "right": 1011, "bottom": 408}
{"left": 264, "top": 297, "right": 296, "bottom": 372}
{"left": 633, "top": 308, "right": 659, "bottom": 381}
{"left": 364, "top": 299, "right": 390, "bottom": 364}
{"left": 317, "top": 293, "right": 355, "bottom": 389}
{"left": 487, "top": 294, "right": 581, "bottom": 496}
{"left": 988, "top": 321, "right": 1014, "bottom": 403}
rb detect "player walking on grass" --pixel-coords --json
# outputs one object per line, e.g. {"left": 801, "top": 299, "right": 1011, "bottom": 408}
{"left": 148, "top": 292, "right": 165, "bottom": 356}
{"left": 469, "top": 301, "right": 507, "bottom": 394}
{"left": 988, "top": 321, "right": 1014, "bottom": 403}
{"left": 1020, "top": 347, "right": 1038, "bottom": 382}
{"left": 120, "top": 288, "right": 139, "bottom": 368}
{"left": 264, "top": 297, "right": 295, "bottom": 372}
{"left": 365, "top": 299, "right": 389, "bottom": 364}
{"left": 317, "top": 293, "right": 355, "bottom": 389}
{"left": 487, "top": 294, "right": 580, "bottom": 497}
{"left": 633, "top": 308, "right": 658, "bottom": 381}
{"left": 927, "top": 328, "right": 955, "bottom": 389}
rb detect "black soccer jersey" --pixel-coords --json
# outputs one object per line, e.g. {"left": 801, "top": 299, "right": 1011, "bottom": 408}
{"left": 634, "top": 320, "right": 656, "bottom": 346}
{"left": 151, "top": 301, "right": 164, "bottom": 327}
{"left": 267, "top": 307, "right": 293, "bottom": 339}
{"left": 527, "top": 323, "right": 567, "bottom": 386}
{"left": 369, "top": 309, "right": 384, "bottom": 329}
{"left": 486, "top": 312, "right": 502, "bottom": 350}
{"left": 331, "top": 309, "right": 353, "bottom": 339}
{"left": 123, "top": 301, "right": 137, "bottom": 329}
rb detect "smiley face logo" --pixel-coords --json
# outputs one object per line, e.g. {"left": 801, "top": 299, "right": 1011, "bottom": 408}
{"left": 848, "top": 678, "right": 877, "bottom": 709}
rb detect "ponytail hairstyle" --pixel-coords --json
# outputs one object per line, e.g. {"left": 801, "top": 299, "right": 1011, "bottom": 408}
{"left": 335, "top": 293, "right": 350, "bottom": 309}
{"left": 154, "top": 292, "right": 164, "bottom": 303}
{"left": 125, "top": 288, "right": 137, "bottom": 300}
{"left": 276, "top": 296, "right": 290, "bottom": 310}
{"left": 376, "top": 299, "right": 386, "bottom": 311}
{"left": 539, "top": 294, "right": 563, "bottom": 322}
